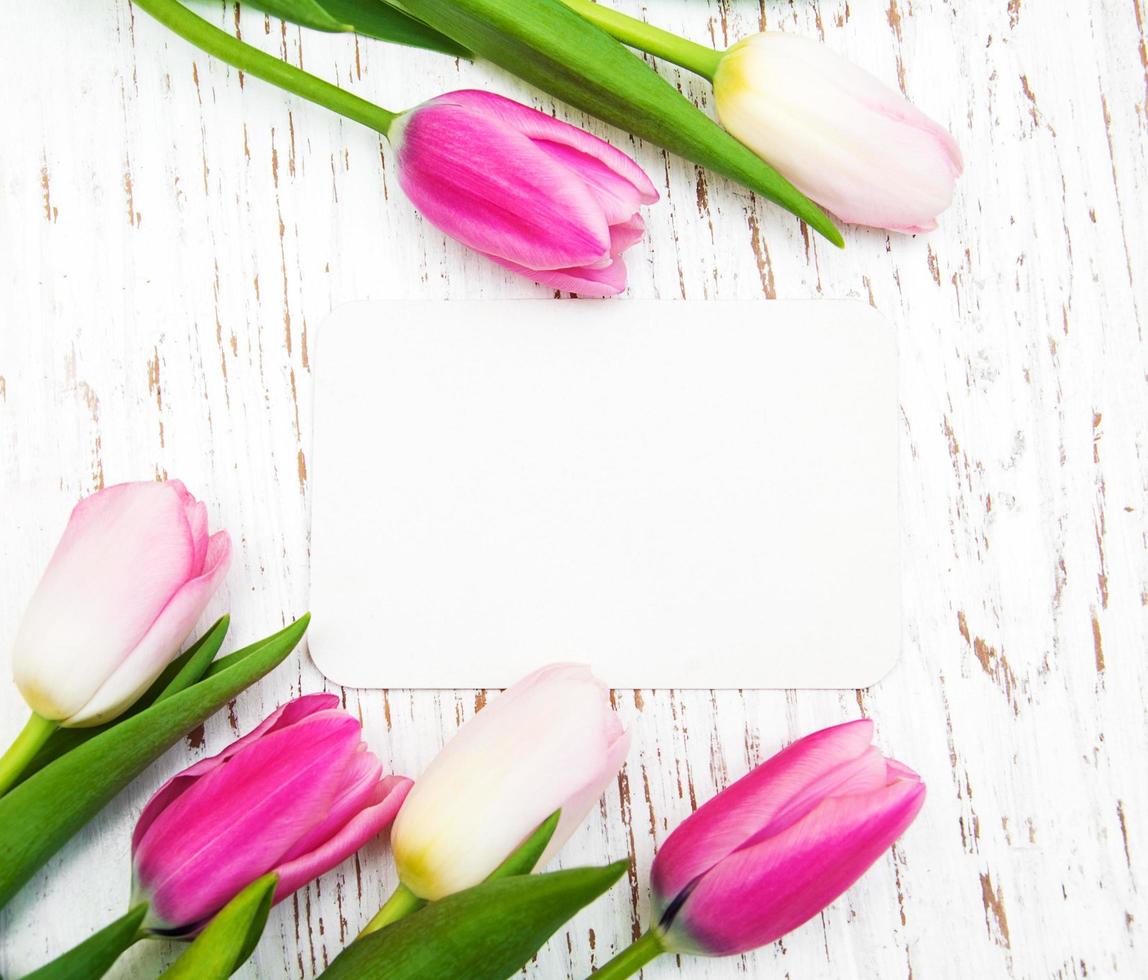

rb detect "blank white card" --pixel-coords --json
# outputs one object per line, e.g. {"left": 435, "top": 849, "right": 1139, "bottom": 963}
{"left": 309, "top": 300, "right": 899, "bottom": 689}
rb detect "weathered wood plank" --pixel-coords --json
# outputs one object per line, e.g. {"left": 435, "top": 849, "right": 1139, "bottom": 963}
{"left": 0, "top": 0, "right": 1145, "bottom": 977}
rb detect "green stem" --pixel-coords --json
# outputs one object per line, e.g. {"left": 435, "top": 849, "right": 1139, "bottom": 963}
{"left": 358, "top": 882, "right": 426, "bottom": 937}
{"left": 558, "top": 0, "right": 723, "bottom": 80}
{"left": 590, "top": 928, "right": 666, "bottom": 980}
{"left": 132, "top": 0, "right": 398, "bottom": 134}
{"left": 23, "top": 904, "right": 148, "bottom": 980}
{"left": 0, "top": 713, "right": 58, "bottom": 797}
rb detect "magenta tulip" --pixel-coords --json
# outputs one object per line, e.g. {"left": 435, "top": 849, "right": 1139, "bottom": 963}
{"left": 391, "top": 90, "right": 658, "bottom": 297}
{"left": 593, "top": 720, "right": 924, "bottom": 979}
{"left": 652, "top": 719, "right": 924, "bottom": 955}
{"left": 131, "top": 693, "right": 411, "bottom": 935}
{"left": 12, "top": 480, "right": 231, "bottom": 727}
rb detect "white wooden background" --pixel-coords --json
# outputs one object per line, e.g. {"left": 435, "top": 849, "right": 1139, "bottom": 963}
{"left": 1, "top": 0, "right": 1145, "bottom": 977}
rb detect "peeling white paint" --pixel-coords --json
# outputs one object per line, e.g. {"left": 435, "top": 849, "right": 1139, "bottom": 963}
{"left": 0, "top": 0, "right": 1145, "bottom": 977}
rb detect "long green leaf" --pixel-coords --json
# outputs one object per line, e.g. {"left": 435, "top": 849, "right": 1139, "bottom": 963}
{"left": 160, "top": 874, "right": 279, "bottom": 979}
{"left": 0, "top": 614, "right": 310, "bottom": 911}
{"left": 242, "top": 0, "right": 346, "bottom": 30}
{"left": 321, "top": 861, "right": 627, "bottom": 980}
{"left": 22, "top": 904, "right": 147, "bottom": 980}
{"left": 486, "top": 809, "right": 560, "bottom": 881}
{"left": 387, "top": 0, "right": 842, "bottom": 245}
{"left": 15, "top": 616, "right": 231, "bottom": 786}
{"left": 227, "top": 0, "right": 470, "bottom": 58}
{"left": 150, "top": 615, "right": 234, "bottom": 701}
{"left": 203, "top": 624, "right": 297, "bottom": 677}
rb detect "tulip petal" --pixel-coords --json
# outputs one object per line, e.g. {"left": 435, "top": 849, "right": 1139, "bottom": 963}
{"left": 272, "top": 776, "right": 413, "bottom": 902}
{"left": 668, "top": 778, "right": 925, "bottom": 955}
{"left": 185, "top": 499, "right": 210, "bottom": 575}
{"left": 438, "top": 90, "right": 659, "bottom": 208}
{"left": 534, "top": 142, "right": 646, "bottom": 226}
{"left": 67, "top": 531, "right": 232, "bottom": 726}
{"left": 651, "top": 720, "right": 875, "bottom": 903}
{"left": 744, "top": 745, "right": 888, "bottom": 845}
{"left": 609, "top": 215, "right": 646, "bottom": 256}
{"left": 488, "top": 253, "right": 630, "bottom": 297}
{"left": 391, "top": 663, "right": 627, "bottom": 900}
{"left": 12, "top": 482, "right": 200, "bottom": 721}
{"left": 540, "top": 725, "right": 630, "bottom": 867}
{"left": 131, "top": 693, "right": 340, "bottom": 851}
{"left": 396, "top": 101, "right": 612, "bottom": 271}
{"left": 136, "top": 711, "right": 361, "bottom": 929}
{"left": 714, "top": 32, "right": 961, "bottom": 234}
{"left": 886, "top": 758, "right": 922, "bottom": 783}
{"left": 179, "top": 692, "right": 339, "bottom": 783}
{"left": 277, "top": 746, "right": 384, "bottom": 863}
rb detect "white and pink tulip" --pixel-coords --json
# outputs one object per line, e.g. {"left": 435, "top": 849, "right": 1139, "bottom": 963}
{"left": 12, "top": 480, "right": 231, "bottom": 728}
{"left": 390, "top": 663, "right": 630, "bottom": 901}
{"left": 714, "top": 32, "right": 962, "bottom": 234}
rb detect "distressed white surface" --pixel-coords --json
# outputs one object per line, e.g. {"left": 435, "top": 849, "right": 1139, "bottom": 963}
{"left": 0, "top": 1, "right": 1146, "bottom": 978}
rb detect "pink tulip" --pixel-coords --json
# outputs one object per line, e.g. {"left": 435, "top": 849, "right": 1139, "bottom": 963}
{"left": 12, "top": 480, "right": 231, "bottom": 727}
{"left": 650, "top": 719, "right": 924, "bottom": 955}
{"left": 389, "top": 664, "right": 629, "bottom": 901}
{"left": 131, "top": 693, "right": 411, "bottom": 935}
{"left": 713, "top": 32, "right": 962, "bottom": 233}
{"left": 391, "top": 90, "right": 658, "bottom": 297}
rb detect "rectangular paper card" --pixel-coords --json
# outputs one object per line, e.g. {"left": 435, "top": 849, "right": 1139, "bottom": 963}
{"left": 309, "top": 300, "right": 899, "bottom": 689}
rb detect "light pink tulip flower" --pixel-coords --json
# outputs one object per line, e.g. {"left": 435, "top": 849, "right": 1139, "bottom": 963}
{"left": 12, "top": 480, "right": 231, "bottom": 727}
{"left": 650, "top": 719, "right": 925, "bottom": 955}
{"left": 713, "top": 32, "right": 963, "bottom": 233}
{"left": 132, "top": 694, "right": 411, "bottom": 936}
{"left": 391, "top": 90, "right": 658, "bottom": 297}
{"left": 389, "top": 663, "right": 629, "bottom": 902}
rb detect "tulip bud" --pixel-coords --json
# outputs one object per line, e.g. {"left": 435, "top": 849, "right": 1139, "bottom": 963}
{"left": 713, "top": 32, "right": 963, "bottom": 233}
{"left": 390, "top": 664, "right": 630, "bottom": 901}
{"left": 12, "top": 480, "right": 231, "bottom": 728}
{"left": 650, "top": 719, "right": 925, "bottom": 956}
{"left": 132, "top": 694, "right": 411, "bottom": 935}
{"left": 392, "top": 90, "right": 658, "bottom": 297}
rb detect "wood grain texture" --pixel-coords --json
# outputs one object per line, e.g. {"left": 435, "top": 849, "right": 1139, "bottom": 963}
{"left": 1, "top": 1, "right": 1145, "bottom": 977}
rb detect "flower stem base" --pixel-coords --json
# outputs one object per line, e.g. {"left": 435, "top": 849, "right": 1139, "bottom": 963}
{"left": 591, "top": 928, "right": 666, "bottom": 980}
{"left": 359, "top": 882, "right": 426, "bottom": 937}
{"left": 558, "top": 0, "right": 723, "bottom": 79}
{"left": 0, "top": 713, "right": 58, "bottom": 797}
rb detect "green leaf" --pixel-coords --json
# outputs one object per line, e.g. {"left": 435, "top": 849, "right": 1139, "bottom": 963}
{"left": 486, "top": 809, "right": 560, "bottom": 881}
{"left": 203, "top": 625, "right": 294, "bottom": 677}
{"left": 386, "top": 0, "right": 842, "bottom": 245}
{"left": 361, "top": 809, "right": 563, "bottom": 937}
{"left": 22, "top": 904, "right": 147, "bottom": 980}
{"left": 0, "top": 615, "right": 310, "bottom": 912}
{"left": 160, "top": 874, "right": 279, "bottom": 979}
{"left": 243, "top": 0, "right": 348, "bottom": 31}
{"left": 321, "top": 861, "right": 627, "bottom": 980}
{"left": 232, "top": 0, "right": 470, "bottom": 58}
{"left": 14, "top": 616, "right": 231, "bottom": 787}
{"left": 149, "top": 615, "right": 234, "bottom": 702}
